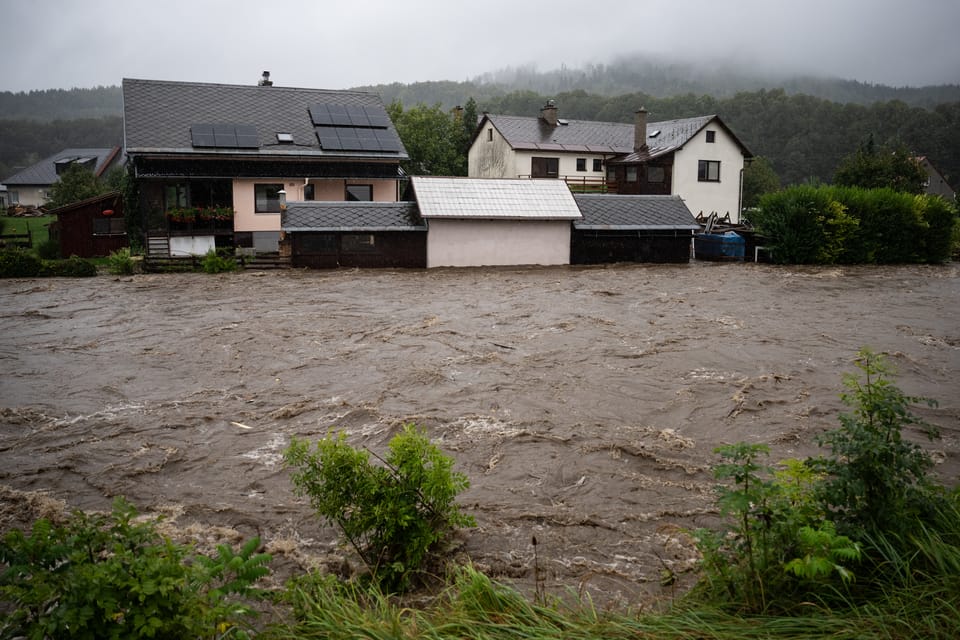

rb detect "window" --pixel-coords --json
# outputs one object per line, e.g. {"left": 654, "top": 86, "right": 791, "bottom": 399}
{"left": 698, "top": 160, "right": 721, "bottom": 182}
{"left": 346, "top": 184, "right": 373, "bottom": 201}
{"left": 705, "top": 130, "right": 716, "bottom": 143}
{"left": 626, "top": 167, "right": 638, "bottom": 182}
{"left": 576, "top": 158, "right": 587, "bottom": 172}
{"left": 531, "top": 157, "right": 559, "bottom": 178}
{"left": 593, "top": 159, "right": 602, "bottom": 172}
{"left": 342, "top": 234, "right": 375, "bottom": 251}
{"left": 255, "top": 183, "right": 283, "bottom": 212}
{"left": 9, "top": 191, "right": 19, "bottom": 204}
{"left": 93, "top": 217, "right": 126, "bottom": 236}
{"left": 487, "top": 128, "right": 493, "bottom": 141}
{"left": 647, "top": 166, "right": 665, "bottom": 183}
{"left": 165, "top": 184, "right": 188, "bottom": 209}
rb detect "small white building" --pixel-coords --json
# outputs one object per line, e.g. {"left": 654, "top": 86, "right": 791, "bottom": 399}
{"left": 410, "top": 176, "right": 582, "bottom": 268}
{"left": 468, "top": 101, "right": 752, "bottom": 223}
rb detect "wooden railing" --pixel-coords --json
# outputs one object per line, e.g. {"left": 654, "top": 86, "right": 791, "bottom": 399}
{"left": 517, "top": 175, "right": 617, "bottom": 194}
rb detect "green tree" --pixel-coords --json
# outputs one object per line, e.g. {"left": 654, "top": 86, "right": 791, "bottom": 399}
{"left": 46, "top": 162, "right": 108, "bottom": 209}
{"left": 388, "top": 101, "right": 468, "bottom": 176}
{"left": 741, "top": 156, "right": 781, "bottom": 210}
{"left": 833, "top": 137, "right": 927, "bottom": 194}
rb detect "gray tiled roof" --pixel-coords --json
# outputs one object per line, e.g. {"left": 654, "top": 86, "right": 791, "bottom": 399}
{"left": 411, "top": 176, "right": 582, "bottom": 220}
{"left": 3, "top": 147, "right": 122, "bottom": 186}
{"left": 122, "top": 78, "right": 407, "bottom": 160}
{"left": 282, "top": 201, "right": 425, "bottom": 231}
{"left": 484, "top": 113, "right": 739, "bottom": 160}
{"left": 573, "top": 194, "right": 700, "bottom": 230}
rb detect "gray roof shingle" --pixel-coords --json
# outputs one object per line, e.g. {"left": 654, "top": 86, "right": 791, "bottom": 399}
{"left": 3, "top": 147, "right": 122, "bottom": 186}
{"left": 573, "top": 194, "right": 700, "bottom": 230}
{"left": 483, "top": 113, "right": 749, "bottom": 160}
{"left": 282, "top": 201, "right": 424, "bottom": 231}
{"left": 122, "top": 78, "right": 407, "bottom": 160}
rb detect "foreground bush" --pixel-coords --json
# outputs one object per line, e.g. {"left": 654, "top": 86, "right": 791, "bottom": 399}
{"left": 695, "top": 348, "right": 959, "bottom": 614}
{"left": 284, "top": 424, "right": 475, "bottom": 591}
{"left": 106, "top": 247, "right": 136, "bottom": 275}
{"left": 201, "top": 248, "right": 240, "bottom": 273}
{"left": 0, "top": 497, "right": 272, "bottom": 639}
{"left": 0, "top": 248, "right": 42, "bottom": 277}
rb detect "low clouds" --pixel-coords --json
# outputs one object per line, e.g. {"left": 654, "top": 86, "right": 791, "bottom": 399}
{"left": 2, "top": 0, "right": 958, "bottom": 92}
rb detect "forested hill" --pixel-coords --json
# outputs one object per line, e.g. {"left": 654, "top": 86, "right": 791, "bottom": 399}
{"left": 2, "top": 61, "right": 959, "bottom": 188}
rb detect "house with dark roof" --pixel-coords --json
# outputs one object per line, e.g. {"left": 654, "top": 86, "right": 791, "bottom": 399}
{"left": 122, "top": 73, "right": 408, "bottom": 256}
{"left": 468, "top": 101, "right": 752, "bottom": 223}
{"left": 572, "top": 194, "right": 699, "bottom": 264}
{"left": 915, "top": 156, "right": 955, "bottom": 200}
{"left": 281, "top": 201, "right": 426, "bottom": 268}
{"left": 2, "top": 147, "right": 123, "bottom": 209}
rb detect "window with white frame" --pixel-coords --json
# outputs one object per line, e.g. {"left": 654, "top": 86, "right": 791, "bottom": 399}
{"left": 698, "top": 160, "right": 720, "bottom": 182}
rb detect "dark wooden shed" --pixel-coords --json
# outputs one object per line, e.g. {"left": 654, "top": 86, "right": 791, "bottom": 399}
{"left": 48, "top": 192, "right": 127, "bottom": 258}
{"left": 571, "top": 194, "right": 699, "bottom": 264}
{"left": 281, "top": 201, "right": 427, "bottom": 269}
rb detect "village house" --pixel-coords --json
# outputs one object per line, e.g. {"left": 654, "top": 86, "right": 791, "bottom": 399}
{"left": 2, "top": 147, "right": 123, "bottom": 209}
{"left": 122, "top": 72, "right": 407, "bottom": 257}
{"left": 468, "top": 101, "right": 752, "bottom": 223}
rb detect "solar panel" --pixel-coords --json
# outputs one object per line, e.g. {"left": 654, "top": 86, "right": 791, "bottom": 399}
{"left": 190, "top": 123, "right": 260, "bottom": 148}
{"left": 310, "top": 102, "right": 401, "bottom": 153}
{"left": 308, "top": 104, "right": 333, "bottom": 126}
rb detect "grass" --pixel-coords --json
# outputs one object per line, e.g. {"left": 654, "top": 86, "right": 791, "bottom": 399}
{"left": 0, "top": 215, "right": 55, "bottom": 247}
{"left": 260, "top": 564, "right": 960, "bottom": 640}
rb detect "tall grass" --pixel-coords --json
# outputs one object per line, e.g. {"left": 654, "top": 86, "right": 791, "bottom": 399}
{"left": 263, "top": 564, "right": 960, "bottom": 640}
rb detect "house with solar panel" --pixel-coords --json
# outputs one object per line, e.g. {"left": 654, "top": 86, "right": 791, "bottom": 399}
{"left": 2, "top": 147, "right": 123, "bottom": 209}
{"left": 468, "top": 101, "right": 752, "bottom": 223}
{"left": 122, "top": 73, "right": 407, "bottom": 258}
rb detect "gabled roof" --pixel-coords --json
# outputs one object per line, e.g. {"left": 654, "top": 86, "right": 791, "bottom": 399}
{"left": 410, "top": 176, "right": 582, "bottom": 220}
{"left": 282, "top": 201, "right": 425, "bottom": 232}
{"left": 573, "top": 194, "right": 700, "bottom": 230}
{"left": 479, "top": 113, "right": 750, "bottom": 160}
{"left": 48, "top": 191, "right": 122, "bottom": 216}
{"left": 122, "top": 78, "right": 407, "bottom": 160}
{"left": 3, "top": 147, "right": 122, "bottom": 186}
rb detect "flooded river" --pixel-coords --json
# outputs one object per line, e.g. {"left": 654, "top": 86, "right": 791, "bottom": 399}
{"left": 2, "top": 262, "right": 958, "bottom": 605}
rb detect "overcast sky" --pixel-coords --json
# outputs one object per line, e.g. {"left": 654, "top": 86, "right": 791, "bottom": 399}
{"left": 3, "top": 0, "right": 959, "bottom": 93}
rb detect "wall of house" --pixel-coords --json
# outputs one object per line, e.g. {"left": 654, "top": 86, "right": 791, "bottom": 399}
{"left": 512, "top": 151, "right": 608, "bottom": 183}
{"left": 232, "top": 178, "right": 399, "bottom": 233}
{"left": 672, "top": 126, "right": 746, "bottom": 223}
{"left": 468, "top": 126, "right": 515, "bottom": 178}
{"left": 426, "top": 219, "right": 571, "bottom": 267}
{"left": 7, "top": 186, "right": 48, "bottom": 208}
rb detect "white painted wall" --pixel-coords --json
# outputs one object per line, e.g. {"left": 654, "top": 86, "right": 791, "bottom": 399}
{"left": 673, "top": 127, "right": 746, "bottom": 222}
{"left": 170, "top": 235, "right": 215, "bottom": 256}
{"left": 426, "top": 219, "right": 571, "bottom": 267}
{"left": 469, "top": 125, "right": 515, "bottom": 178}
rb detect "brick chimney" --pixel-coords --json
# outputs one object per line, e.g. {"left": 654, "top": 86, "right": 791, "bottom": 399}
{"left": 540, "top": 100, "right": 558, "bottom": 127}
{"left": 634, "top": 107, "right": 648, "bottom": 152}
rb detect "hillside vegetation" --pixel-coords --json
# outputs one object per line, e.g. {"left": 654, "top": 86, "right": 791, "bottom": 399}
{"left": 2, "top": 58, "right": 958, "bottom": 189}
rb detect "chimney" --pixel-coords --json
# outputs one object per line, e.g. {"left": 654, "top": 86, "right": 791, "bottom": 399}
{"left": 634, "top": 107, "right": 648, "bottom": 152}
{"left": 258, "top": 71, "right": 273, "bottom": 87}
{"left": 539, "top": 100, "right": 558, "bottom": 127}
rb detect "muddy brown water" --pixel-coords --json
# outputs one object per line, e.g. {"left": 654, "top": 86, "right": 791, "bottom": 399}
{"left": 2, "top": 262, "right": 958, "bottom": 606}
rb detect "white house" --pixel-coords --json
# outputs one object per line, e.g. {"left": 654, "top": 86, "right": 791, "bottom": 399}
{"left": 468, "top": 101, "right": 753, "bottom": 223}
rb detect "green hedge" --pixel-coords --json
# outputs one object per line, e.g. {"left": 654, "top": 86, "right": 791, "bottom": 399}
{"left": 0, "top": 248, "right": 97, "bottom": 278}
{"left": 753, "top": 186, "right": 958, "bottom": 264}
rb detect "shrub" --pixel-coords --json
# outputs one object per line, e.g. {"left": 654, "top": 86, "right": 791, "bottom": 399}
{"left": 284, "top": 424, "right": 475, "bottom": 591}
{"left": 0, "top": 496, "right": 271, "bottom": 639}
{"left": 41, "top": 255, "right": 98, "bottom": 277}
{"left": 753, "top": 186, "right": 857, "bottom": 264}
{"left": 0, "top": 248, "right": 42, "bottom": 277}
{"left": 201, "top": 248, "right": 239, "bottom": 273}
{"left": 812, "top": 348, "right": 942, "bottom": 540}
{"left": 35, "top": 237, "right": 61, "bottom": 260}
{"left": 107, "top": 247, "right": 136, "bottom": 275}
